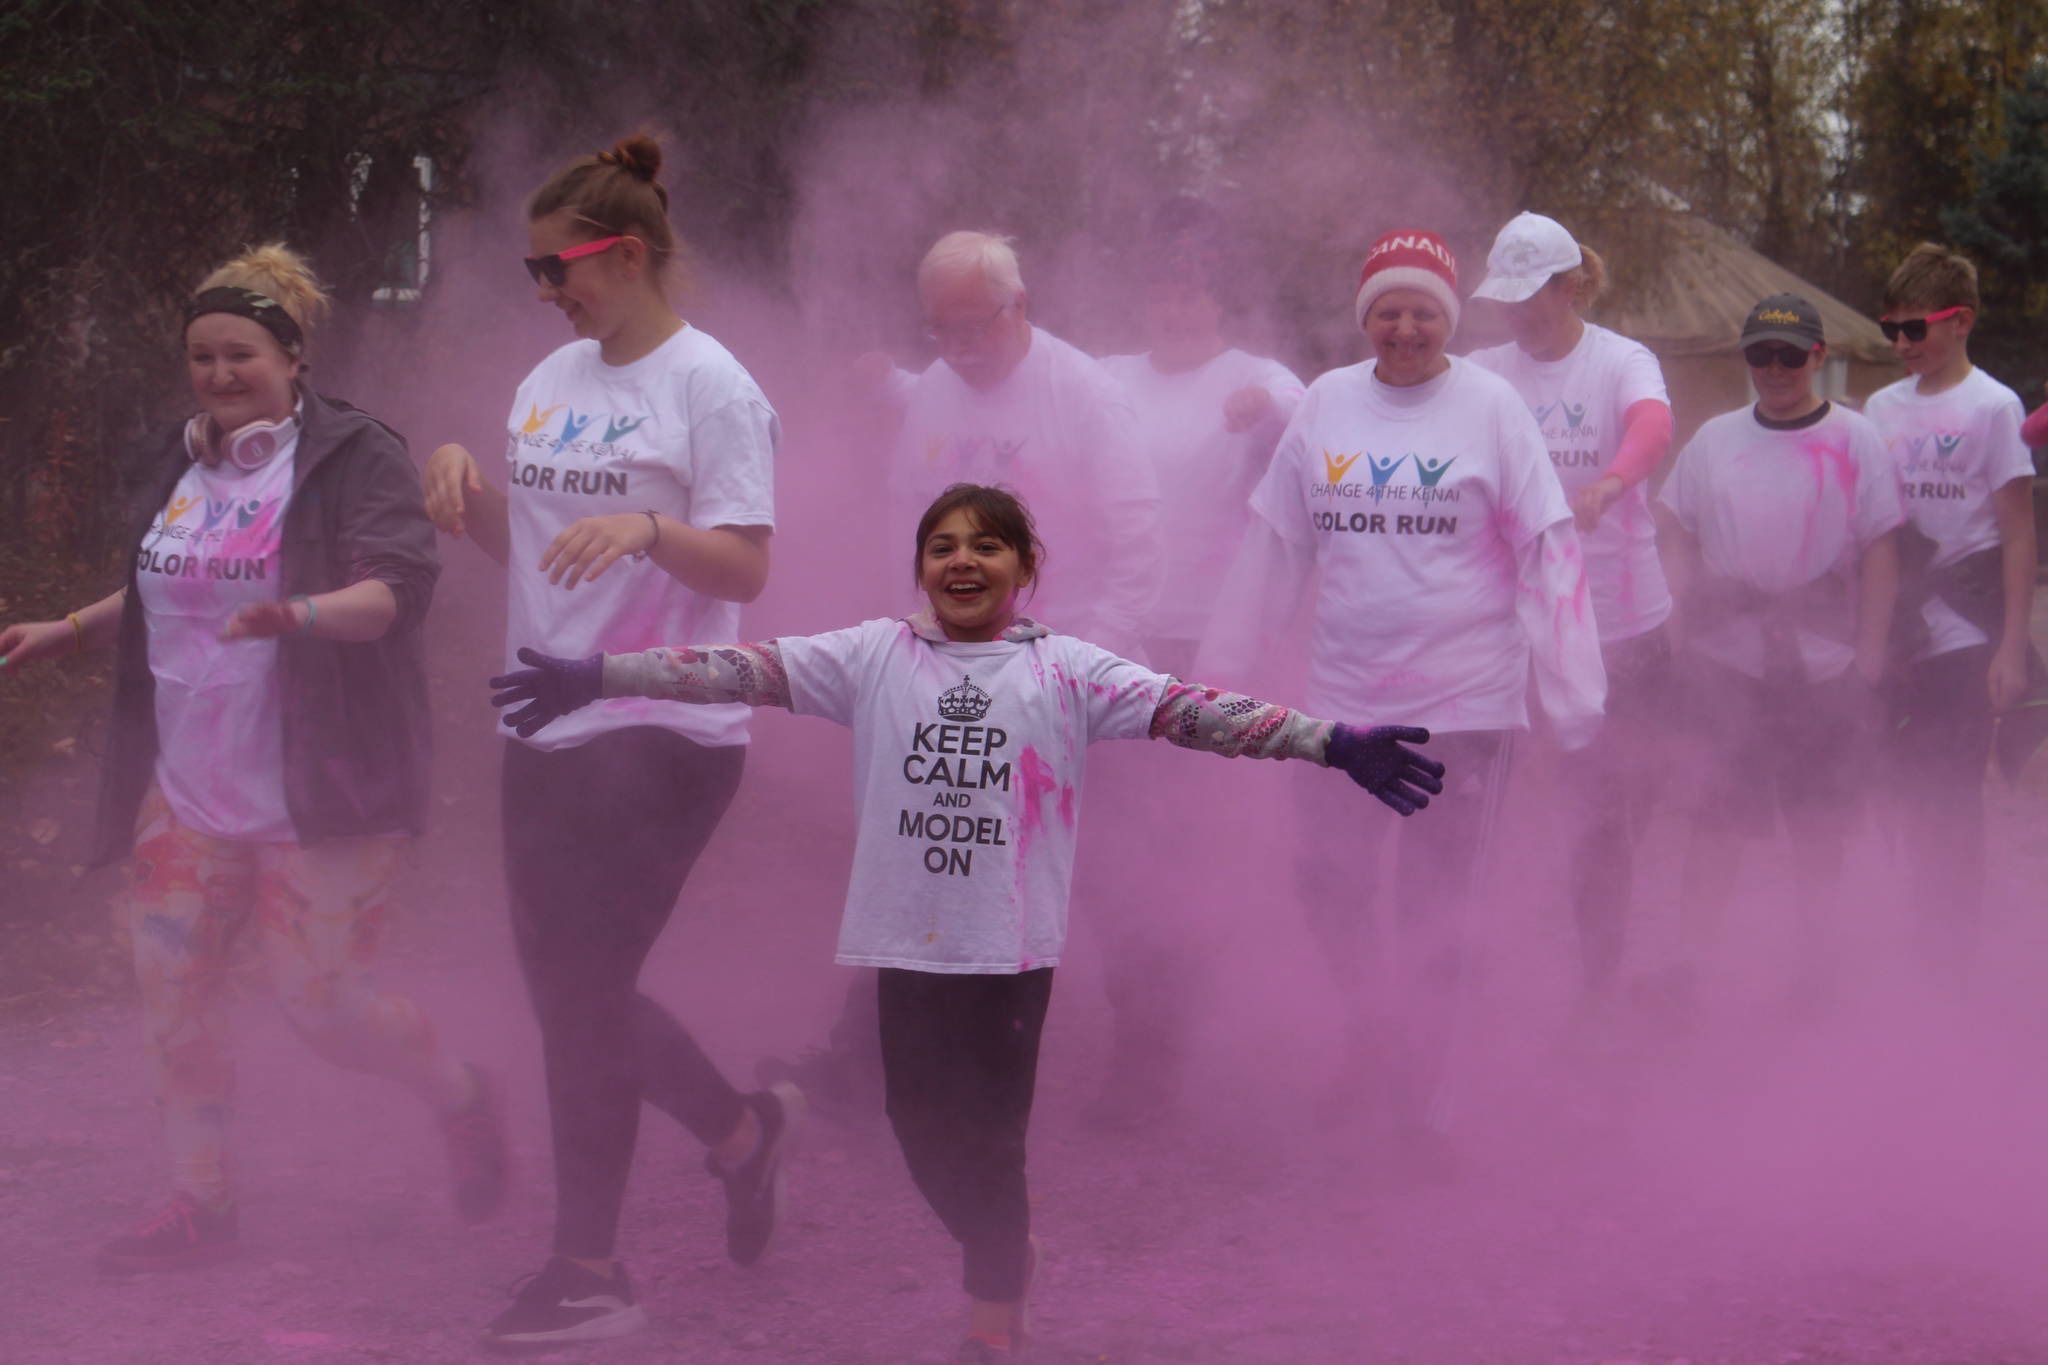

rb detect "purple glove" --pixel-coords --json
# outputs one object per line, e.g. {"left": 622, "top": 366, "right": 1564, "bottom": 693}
{"left": 490, "top": 647, "right": 604, "bottom": 738}
{"left": 1326, "top": 724, "right": 1444, "bottom": 816}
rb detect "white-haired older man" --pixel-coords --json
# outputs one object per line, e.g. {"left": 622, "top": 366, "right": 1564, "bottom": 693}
{"left": 881, "top": 230, "right": 1163, "bottom": 657}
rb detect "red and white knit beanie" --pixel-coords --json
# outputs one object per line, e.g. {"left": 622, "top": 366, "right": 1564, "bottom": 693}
{"left": 1354, "top": 230, "right": 1461, "bottom": 334}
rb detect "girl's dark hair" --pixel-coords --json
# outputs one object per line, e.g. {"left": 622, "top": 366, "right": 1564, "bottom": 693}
{"left": 912, "top": 483, "right": 1044, "bottom": 588}
{"left": 527, "top": 132, "right": 679, "bottom": 283}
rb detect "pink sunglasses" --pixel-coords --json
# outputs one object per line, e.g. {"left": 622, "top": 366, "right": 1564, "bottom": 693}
{"left": 523, "top": 235, "right": 625, "bottom": 288}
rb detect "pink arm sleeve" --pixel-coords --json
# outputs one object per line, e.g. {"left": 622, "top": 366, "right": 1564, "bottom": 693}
{"left": 1606, "top": 399, "right": 1674, "bottom": 487}
{"left": 2022, "top": 403, "right": 2048, "bottom": 450}
{"left": 1147, "top": 681, "right": 1334, "bottom": 763}
{"left": 602, "top": 641, "right": 794, "bottom": 709}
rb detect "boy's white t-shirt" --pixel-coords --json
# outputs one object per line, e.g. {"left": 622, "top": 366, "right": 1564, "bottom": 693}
{"left": 890, "top": 327, "right": 1158, "bottom": 655}
{"left": 1659, "top": 403, "right": 1905, "bottom": 680}
{"left": 1863, "top": 367, "right": 2034, "bottom": 658}
{"left": 1246, "top": 357, "right": 1572, "bottom": 731}
{"left": 777, "top": 618, "right": 1169, "bottom": 973}
{"left": 1099, "top": 348, "right": 1304, "bottom": 642}
{"left": 504, "top": 327, "right": 778, "bottom": 750}
{"left": 1467, "top": 323, "right": 1673, "bottom": 642}
{"left": 135, "top": 432, "right": 299, "bottom": 841}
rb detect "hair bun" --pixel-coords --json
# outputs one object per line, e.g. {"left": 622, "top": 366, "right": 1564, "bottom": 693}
{"left": 599, "top": 134, "right": 662, "bottom": 182}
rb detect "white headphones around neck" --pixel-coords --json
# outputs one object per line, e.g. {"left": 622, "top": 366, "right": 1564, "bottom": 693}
{"left": 184, "top": 412, "right": 298, "bottom": 471}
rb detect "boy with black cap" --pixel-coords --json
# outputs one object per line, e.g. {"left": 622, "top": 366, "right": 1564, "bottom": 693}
{"left": 1656, "top": 293, "right": 1903, "bottom": 1005}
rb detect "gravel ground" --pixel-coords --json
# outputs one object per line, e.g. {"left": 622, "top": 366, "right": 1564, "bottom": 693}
{"left": 5, "top": 744, "right": 2048, "bottom": 1365}
{"left": 6, "top": 590, "right": 2048, "bottom": 1365}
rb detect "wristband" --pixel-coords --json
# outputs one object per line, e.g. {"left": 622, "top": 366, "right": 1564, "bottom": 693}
{"left": 68, "top": 613, "right": 85, "bottom": 652}
{"left": 631, "top": 509, "right": 661, "bottom": 562}
{"left": 290, "top": 594, "right": 317, "bottom": 636}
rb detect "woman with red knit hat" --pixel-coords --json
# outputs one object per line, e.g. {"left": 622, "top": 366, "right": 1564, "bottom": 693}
{"left": 1199, "top": 229, "right": 1605, "bottom": 1165}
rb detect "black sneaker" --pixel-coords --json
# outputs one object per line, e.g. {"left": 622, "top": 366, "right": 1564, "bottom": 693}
{"left": 96, "top": 1192, "right": 240, "bottom": 1273}
{"left": 442, "top": 1062, "right": 509, "bottom": 1224}
{"left": 705, "top": 1082, "right": 804, "bottom": 1265}
{"left": 482, "top": 1256, "right": 647, "bottom": 1353}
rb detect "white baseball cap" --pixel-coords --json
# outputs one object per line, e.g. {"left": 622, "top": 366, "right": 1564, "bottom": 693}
{"left": 1471, "top": 212, "right": 1583, "bottom": 304}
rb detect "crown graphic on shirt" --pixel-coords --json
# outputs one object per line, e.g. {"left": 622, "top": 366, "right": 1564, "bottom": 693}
{"left": 937, "top": 675, "right": 993, "bottom": 722}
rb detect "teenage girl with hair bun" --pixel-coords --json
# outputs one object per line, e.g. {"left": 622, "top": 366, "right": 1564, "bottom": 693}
{"left": 0, "top": 243, "right": 507, "bottom": 1271}
{"left": 423, "top": 133, "right": 796, "bottom": 1351}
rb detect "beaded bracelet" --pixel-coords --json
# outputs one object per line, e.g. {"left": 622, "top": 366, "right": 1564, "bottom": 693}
{"left": 290, "top": 594, "right": 316, "bottom": 636}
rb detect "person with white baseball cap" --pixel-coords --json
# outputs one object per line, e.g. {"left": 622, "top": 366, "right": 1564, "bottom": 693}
{"left": 1199, "top": 228, "right": 1606, "bottom": 1167}
{"left": 1468, "top": 212, "right": 1678, "bottom": 1009}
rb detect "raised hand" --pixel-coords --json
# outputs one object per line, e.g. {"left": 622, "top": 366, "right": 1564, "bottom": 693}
{"left": 489, "top": 647, "right": 604, "bottom": 737}
{"left": 1326, "top": 723, "right": 1445, "bottom": 816}
{"left": 221, "top": 599, "right": 305, "bottom": 640}
{"left": 539, "top": 513, "right": 658, "bottom": 590}
{"left": 0, "top": 620, "right": 75, "bottom": 671}
{"left": 1222, "top": 384, "right": 1275, "bottom": 433}
{"left": 1572, "top": 475, "right": 1625, "bottom": 532}
{"left": 424, "top": 443, "right": 485, "bottom": 538}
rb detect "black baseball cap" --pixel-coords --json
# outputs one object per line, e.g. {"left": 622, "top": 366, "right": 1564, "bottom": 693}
{"left": 1740, "top": 293, "right": 1824, "bottom": 349}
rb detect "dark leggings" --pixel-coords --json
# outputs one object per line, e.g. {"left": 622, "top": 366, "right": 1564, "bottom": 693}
{"left": 1563, "top": 627, "right": 1671, "bottom": 994}
{"left": 1894, "top": 644, "right": 1994, "bottom": 971}
{"left": 1297, "top": 730, "right": 1514, "bottom": 1124}
{"left": 502, "top": 728, "right": 748, "bottom": 1260}
{"left": 878, "top": 966, "right": 1054, "bottom": 1302}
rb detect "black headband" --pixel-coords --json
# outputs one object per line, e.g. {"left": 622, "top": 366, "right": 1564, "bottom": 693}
{"left": 184, "top": 286, "right": 304, "bottom": 354}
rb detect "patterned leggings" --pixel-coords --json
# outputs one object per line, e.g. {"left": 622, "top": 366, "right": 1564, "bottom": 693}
{"left": 124, "top": 788, "right": 469, "bottom": 1204}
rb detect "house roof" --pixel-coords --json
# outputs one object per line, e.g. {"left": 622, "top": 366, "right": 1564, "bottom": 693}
{"left": 1593, "top": 215, "right": 1896, "bottom": 365}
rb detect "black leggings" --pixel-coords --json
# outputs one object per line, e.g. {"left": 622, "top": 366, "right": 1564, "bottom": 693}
{"left": 1563, "top": 627, "right": 1671, "bottom": 993}
{"left": 1893, "top": 644, "right": 1994, "bottom": 969}
{"left": 878, "top": 966, "right": 1053, "bottom": 1302}
{"left": 502, "top": 728, "right": 748, "bottom": 1260}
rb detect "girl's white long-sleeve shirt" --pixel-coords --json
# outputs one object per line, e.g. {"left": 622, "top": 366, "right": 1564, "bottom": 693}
{"left": 604, "top": 613, "right": 1336, "bottom": 973}
{"left": 1199, "top": 357, "right": 1606, "bottom": 749}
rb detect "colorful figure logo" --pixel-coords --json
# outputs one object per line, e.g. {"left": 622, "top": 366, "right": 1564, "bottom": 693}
{"left": 556, "top": 409, "right": 595, "bottom": 446}
{"left": 1323, "top": 450, "right": 1362, "bottom": 484}
{"left": 1415, "top": 456, "right": 1457, "bottom": 487}
{"left": 601, "top": 415, "right": 648, "bottom": 444}
{"left": 1367, "top": 454, "right": 1407, "bottom": 487}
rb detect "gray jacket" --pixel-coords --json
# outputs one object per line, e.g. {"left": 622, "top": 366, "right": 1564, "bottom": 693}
{"left": 93, "top": 388, "right": 439, "bottom": 862}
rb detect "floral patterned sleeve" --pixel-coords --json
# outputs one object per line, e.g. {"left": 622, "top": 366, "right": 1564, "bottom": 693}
{"left": 602, "top": 642, "right": 793, "bottom": 709}
{"left": 1146, "top": 680, "right": 1334, "bottom": 764}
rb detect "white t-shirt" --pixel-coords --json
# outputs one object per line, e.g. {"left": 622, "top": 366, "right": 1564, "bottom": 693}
{"left": 1099, "top": 348, "right": 1304, "bottom": 642}
{"left": 135, "top": 432, "right": 299, "bottom": 841}
{"left": 504, "top": 327, "right": 778, "bottom": 750}
{"left": 1468, "top": 324, "right": 1673, "bottom": 642}
{"left": 1863, "top": 368, "right": 2033, "bottom": 658}
{"left": 778, "top": 618, "right": 1168, "bottom": 973}
{"left": 1246, "top": 357, "right": 1573, "bottom": 730}
{"left": 890, "top": 327, "right": 1160, "bottom": 657}
{"left": 1660, "top": 403, "right": 1905, "bottom": 680}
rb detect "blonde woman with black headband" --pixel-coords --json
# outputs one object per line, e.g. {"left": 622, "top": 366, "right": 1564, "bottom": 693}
{"left": 0, "top": 243, "right": 506, "bottom": 1273}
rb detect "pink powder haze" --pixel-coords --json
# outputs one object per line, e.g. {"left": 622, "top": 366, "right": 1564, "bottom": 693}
{"left": 5, "top": 12, "right": 2048, "bottom": 1365}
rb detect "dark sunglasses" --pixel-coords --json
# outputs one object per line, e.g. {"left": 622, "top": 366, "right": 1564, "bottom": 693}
{"left": 1878, "top": 305, "right": 1968, "bottom": 343}
{"left": 523, "top": 235, "right": 624, "bottom": 288}
{"left": 1743, "top": 343, "right": 1814, "bottom": 369}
